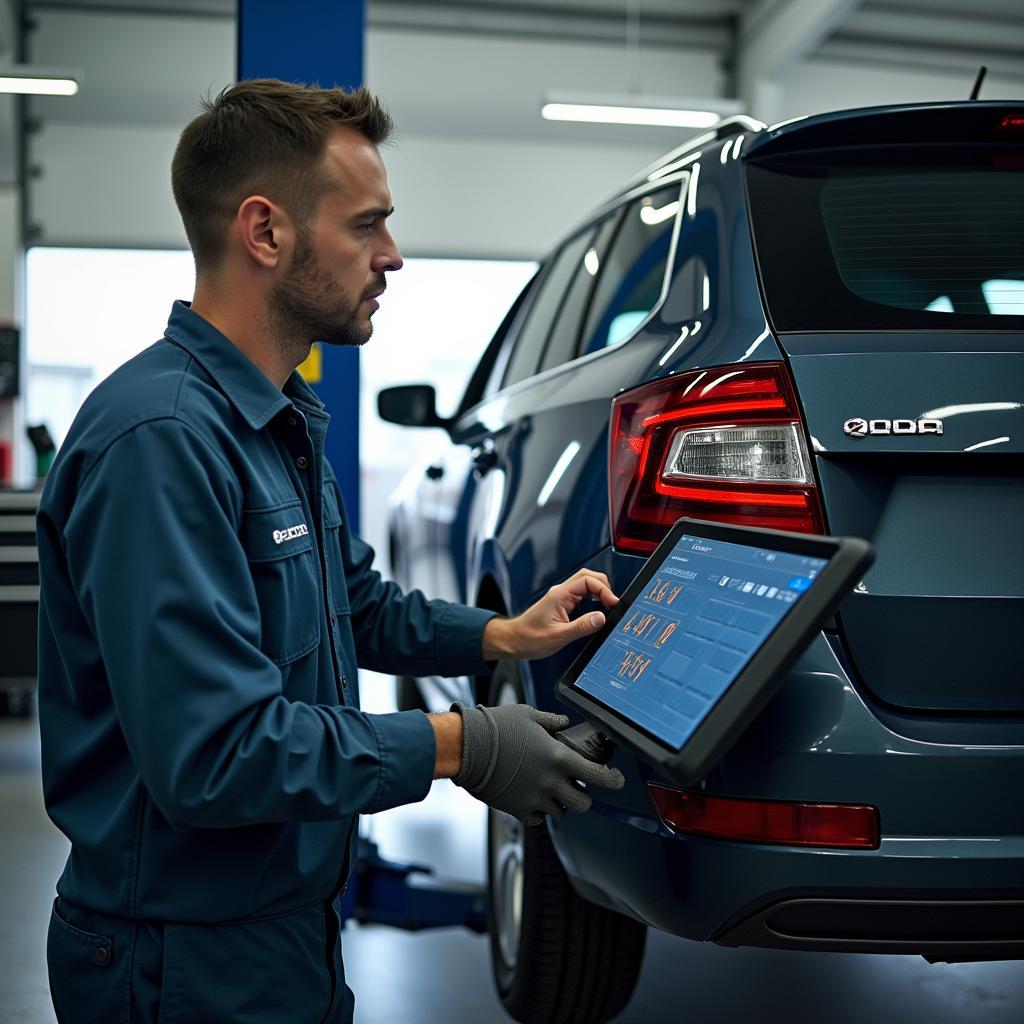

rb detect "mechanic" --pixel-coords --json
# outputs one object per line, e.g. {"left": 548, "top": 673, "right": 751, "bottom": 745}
{"left": 36, "top": 79, "right": 624, "bottom": 1024}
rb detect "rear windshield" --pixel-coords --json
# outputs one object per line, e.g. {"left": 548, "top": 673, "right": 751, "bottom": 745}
{"left": 746, "top": 146, "right": 1024, "bottom": 331}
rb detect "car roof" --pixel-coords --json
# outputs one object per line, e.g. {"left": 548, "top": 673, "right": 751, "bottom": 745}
{"left": 744, "top": 99, "right": 1022, "bottom": 158}
{"left": 619, "top": 99, "right": 1022, "bottom": 197}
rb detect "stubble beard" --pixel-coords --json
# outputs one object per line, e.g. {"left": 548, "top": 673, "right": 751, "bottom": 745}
{"left": 268, "top": 230, "right": 378, "bottom": 357}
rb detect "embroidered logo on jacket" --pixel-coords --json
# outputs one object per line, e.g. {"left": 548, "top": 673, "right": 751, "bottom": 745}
{"left": 273, "top": 523, "right": 309, "bottom": 545}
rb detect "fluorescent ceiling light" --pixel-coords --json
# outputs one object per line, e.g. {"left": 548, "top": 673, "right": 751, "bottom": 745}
{"left": 542, "top": 93, "right": 742, "bottom": 129}
{"left": 543, "top": 102, "right": 718, "bottom": 128}
{"left": 0, "top": 77, "right": 77, "bottom": 96}
{"left": 0, "top": 65, "right": 80, "bottom": 96}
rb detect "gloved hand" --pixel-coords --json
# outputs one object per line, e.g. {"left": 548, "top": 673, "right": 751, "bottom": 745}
{"left": 451, "top": 702, "right": 625, "bottom": 826}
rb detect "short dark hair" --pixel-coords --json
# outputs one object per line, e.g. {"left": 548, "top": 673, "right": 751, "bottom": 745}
{"left": 171, "top": 79, "right": 394, "bottom": 273}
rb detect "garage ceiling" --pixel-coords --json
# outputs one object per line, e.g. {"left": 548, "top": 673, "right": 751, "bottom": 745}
{"left": 14, "top": 0, "right": 1024, "bottom": 128}
{"left": 22, "top": 0, "right": 1024, "bottom": 61}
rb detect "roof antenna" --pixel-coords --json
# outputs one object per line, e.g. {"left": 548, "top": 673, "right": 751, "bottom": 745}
{"left": 970, "top": 66, "right": 987, "bottom": 100}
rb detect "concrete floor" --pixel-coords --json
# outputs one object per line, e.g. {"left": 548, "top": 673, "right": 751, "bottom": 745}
{"left": 3, "top": 679, "right": 1023, "bottom": 1024}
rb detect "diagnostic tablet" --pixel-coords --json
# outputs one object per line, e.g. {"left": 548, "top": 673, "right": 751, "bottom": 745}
{"left": 556, "top": 518, "right": 874, "bottom": 786}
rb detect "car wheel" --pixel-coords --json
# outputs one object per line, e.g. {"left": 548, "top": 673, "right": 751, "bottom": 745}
{"left": 486, "top": 660, "right": 647, "bottom": 1024}
{"left": 395, "top": 675, "right": 428, "bottom": 713}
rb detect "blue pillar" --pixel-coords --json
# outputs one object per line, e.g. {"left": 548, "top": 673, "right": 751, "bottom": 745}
{"left": 237, "top": 0, "right": 365, "bottom": 533}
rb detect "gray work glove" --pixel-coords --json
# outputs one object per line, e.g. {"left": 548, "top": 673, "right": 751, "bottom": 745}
{"left": 451, "top": 702, "right": 625, "bottom": 826}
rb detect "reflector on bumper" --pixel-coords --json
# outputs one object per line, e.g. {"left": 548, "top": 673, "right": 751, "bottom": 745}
{"left": 648, "top": 783, "right": 880, "bottom": 850}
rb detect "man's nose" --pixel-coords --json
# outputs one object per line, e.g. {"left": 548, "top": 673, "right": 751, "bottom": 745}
{"left": 373, "top": 227, "right": 403, "bottom": 273}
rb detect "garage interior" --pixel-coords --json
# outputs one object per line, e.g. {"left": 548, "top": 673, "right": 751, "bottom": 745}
{"left": 1, "top": 1, "right": 1023, "bottom": 1022}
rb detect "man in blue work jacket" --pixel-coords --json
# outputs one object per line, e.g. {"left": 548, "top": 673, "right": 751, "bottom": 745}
{"left": 36, "top": 80, "right": 625, "bottom": 1024}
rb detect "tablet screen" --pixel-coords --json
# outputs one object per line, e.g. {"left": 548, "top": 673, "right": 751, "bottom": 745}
{"left": 574, "top": 532, "right": 830, "bottom": 750}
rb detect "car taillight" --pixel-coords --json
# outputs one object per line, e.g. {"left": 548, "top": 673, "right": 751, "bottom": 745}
{"left": 609, "top": 362, "right": 825, "bottom": 553}
{"left": 648, "top": 784, "right": 880, "bottom": 850}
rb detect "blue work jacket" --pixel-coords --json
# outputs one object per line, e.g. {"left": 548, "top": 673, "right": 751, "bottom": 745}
{"left": 36, "top": 302, "right": 495, "bottom": 1016}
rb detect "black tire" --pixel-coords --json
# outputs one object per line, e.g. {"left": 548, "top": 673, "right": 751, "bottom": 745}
{"left": 395, "top": 675, "right": 428, "bottom": 713}
{"left": 486, "top": 661, "right": 646, "bottom": 1024}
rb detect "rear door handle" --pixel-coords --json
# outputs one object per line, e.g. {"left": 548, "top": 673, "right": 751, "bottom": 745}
{"left": 470, "top": 440, "right": 498, "bottom": 476}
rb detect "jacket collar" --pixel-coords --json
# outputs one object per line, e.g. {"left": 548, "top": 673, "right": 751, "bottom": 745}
{"left": 163, "top": 301, "right": 325, "bottom": 430}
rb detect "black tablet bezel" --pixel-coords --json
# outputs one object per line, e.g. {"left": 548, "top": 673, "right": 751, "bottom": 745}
{"left": 555, "top": 517, "right": 874, "bottom": 786}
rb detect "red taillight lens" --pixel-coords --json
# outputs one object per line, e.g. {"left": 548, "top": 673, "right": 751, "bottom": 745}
{"left": 648, "top": 784, "right": 880, "bottom": 850}
{"left": 609, "top": 362, "right": 826, "bottom": 553}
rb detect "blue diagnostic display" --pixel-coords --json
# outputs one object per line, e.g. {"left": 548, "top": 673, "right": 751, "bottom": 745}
{"left": 574, "top": 533, "right": 828, "bottom": 750}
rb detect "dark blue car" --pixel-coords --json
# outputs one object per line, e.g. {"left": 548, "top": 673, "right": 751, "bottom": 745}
{"left": 379, "top": 101, "right": 1024, "bottom": 1024}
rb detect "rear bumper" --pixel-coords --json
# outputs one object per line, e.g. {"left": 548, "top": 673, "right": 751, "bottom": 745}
{"left": 552, "top": 808, "right": 1024, "bottom": 958}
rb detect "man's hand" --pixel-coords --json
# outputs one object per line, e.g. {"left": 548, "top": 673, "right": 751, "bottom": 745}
{"left": 450, "top": 702, "right": 625, "bottom": 825}
{"left": 482, "top": 568, "right": 619, "bottom": 661}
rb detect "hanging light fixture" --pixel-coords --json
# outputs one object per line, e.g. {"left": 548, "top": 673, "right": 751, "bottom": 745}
{"left": 541, "top": 94, "right": 740, "bottom": 128}
{"left": 540, "top": 1, "right": 741, "bottom": 129}
{"left": 0, "top": 65, "right": 81, "bottom": 96}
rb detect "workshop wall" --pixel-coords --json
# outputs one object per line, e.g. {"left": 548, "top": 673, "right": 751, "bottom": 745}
{"left": 28, "top": 120, "right": 677, "bottom": 259}
{"left": 774, "top": 57, "right": 1023, "bottom": 124}
{"left": 23, "top": 6, "right": 233, "bottom": 249}
{"left": 0, "top": 186, "right": 17, "bottom": 482}
{"left": 29, "top": 121, "right": 186, "bottom": 248}
{"left": 0, "top": 188, "right": 16, "bottom": 321}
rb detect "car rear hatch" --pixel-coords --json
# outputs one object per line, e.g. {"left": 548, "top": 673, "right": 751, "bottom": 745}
{"left": 744, "top": 103, "right": 1024, "bottom": 714}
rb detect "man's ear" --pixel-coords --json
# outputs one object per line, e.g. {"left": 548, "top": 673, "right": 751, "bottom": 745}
{"left": 236, "top": 195, "right": 295, "bottom": 270}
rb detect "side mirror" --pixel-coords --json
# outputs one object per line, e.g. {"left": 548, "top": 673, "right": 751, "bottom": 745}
{"left": 377, "top": 384, "right": 451, "bottom": 430}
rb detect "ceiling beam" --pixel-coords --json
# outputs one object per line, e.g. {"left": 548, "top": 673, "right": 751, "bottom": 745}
{"left": 740, "top": 0, "right": 863, "bottom": 75}
{"left": 27, "top": 0, "right": 232, "bottom": 19}
{"left": 842, "top": 5, "right": 1024, "bottom": 56}
{"left": 737, "top": 0, "right": 862, "bottom": 121}
{"left": 368, "top": 1, "right": 732, "bottom": 50}
{"left": 819, "top": 36, "right": 1024, "bottom": 82}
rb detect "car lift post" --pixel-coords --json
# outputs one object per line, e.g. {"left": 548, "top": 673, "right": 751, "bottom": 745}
{"left": 339, "top": 839, "right": 487, "bottom": 933}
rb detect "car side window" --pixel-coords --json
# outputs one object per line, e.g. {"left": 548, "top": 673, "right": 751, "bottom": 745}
{"left": 466, "top": 270, "right": 541, "bottom": 411}
{"left": 537, "top": 210, "right": 623, "bottom": 374}
{"left": 660, "top": 253, "right": 709, "bottom": 324}
{"left": 502, "top": 228, "right": 596, "bottom": 388}
{"left": 578, "top": 185, "right": 682, "bottom": 356}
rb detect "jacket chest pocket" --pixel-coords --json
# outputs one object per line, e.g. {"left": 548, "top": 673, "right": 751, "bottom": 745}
{"left": 241, "top": 502, "right": 321, "bottom": 666}
{"left": 321, "top": 489, "right": 350, "bottom": 617}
